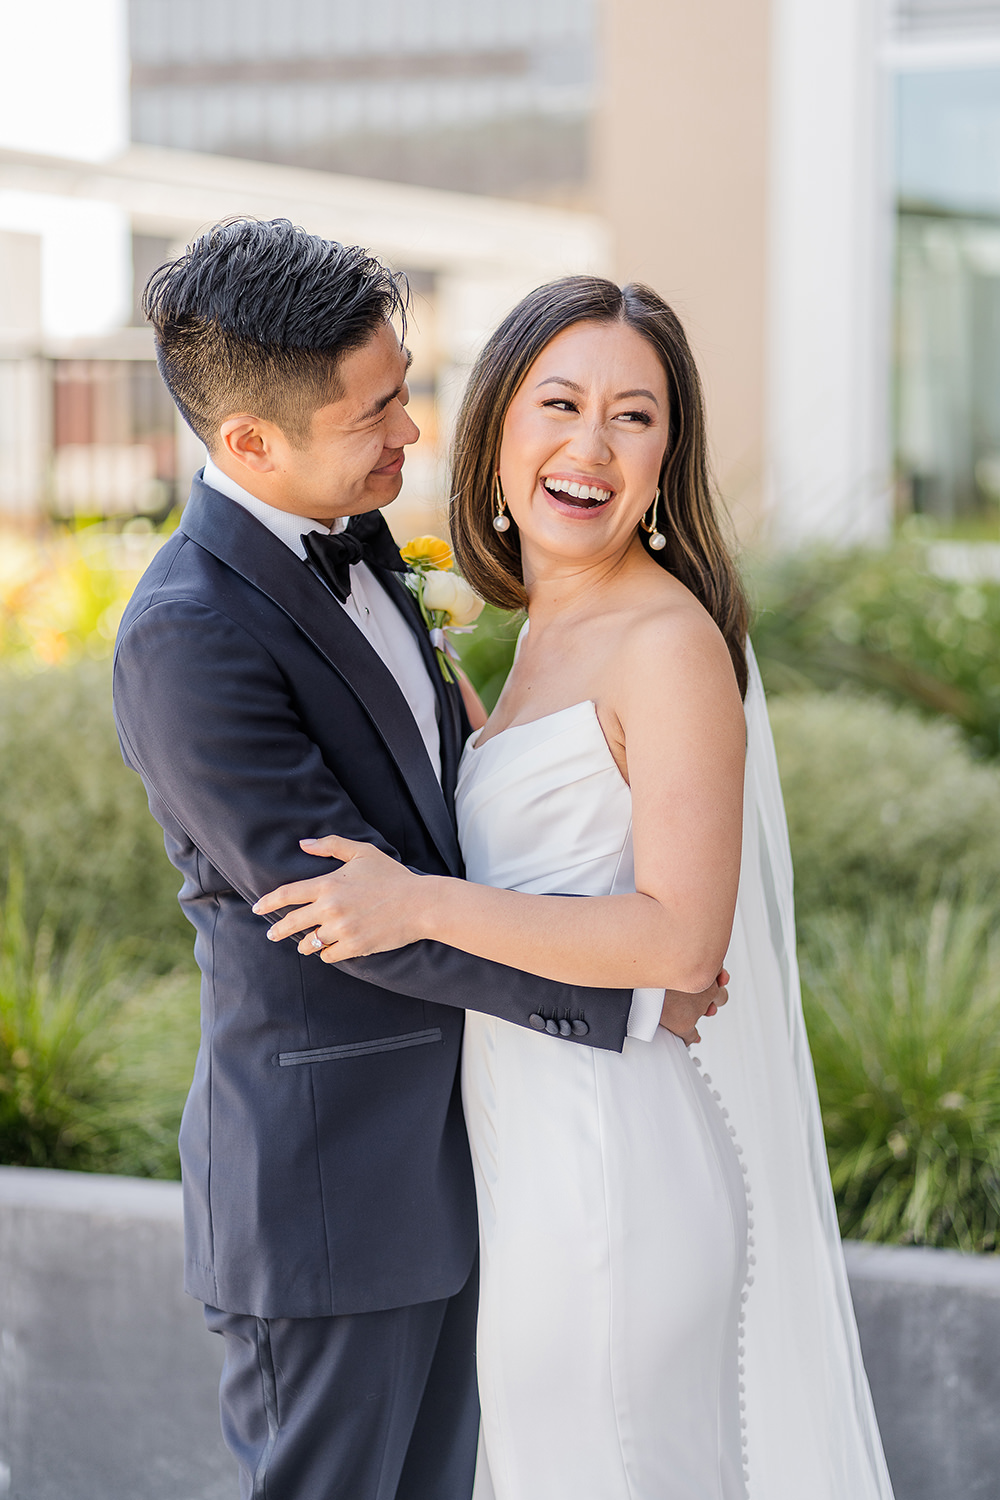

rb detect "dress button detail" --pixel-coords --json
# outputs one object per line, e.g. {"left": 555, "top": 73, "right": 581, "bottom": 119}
{"left": 545, "top": 1018, "right": 560, "bottom": 1036}
{"left": 528, "top": 1013, "right": 546, "bottom": 1031}
{"left": 558, "top": 1018, "right": 573, "bottom": 1038}
{"left": 570, "top": 1018, "right": 589, "bottom": 1036}
{"left": 688, "top": 1040, "right": 753, "bottom": 1496}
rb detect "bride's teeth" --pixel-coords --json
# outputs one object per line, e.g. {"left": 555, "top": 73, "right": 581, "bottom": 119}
{"left": 543, "top": 478, "right": 612, "bottom": 503}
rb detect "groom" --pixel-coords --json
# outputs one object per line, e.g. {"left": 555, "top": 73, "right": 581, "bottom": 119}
{"left": 114, "top": 219, "right": 721, "bottom": 1500}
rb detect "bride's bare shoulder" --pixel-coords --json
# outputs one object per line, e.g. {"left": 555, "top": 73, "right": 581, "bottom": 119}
{"left": 613, "top": 584, "right": 742, "bottom": 721}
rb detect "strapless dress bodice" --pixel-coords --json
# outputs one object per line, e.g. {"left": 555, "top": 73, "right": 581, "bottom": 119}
{"left": 455, "top": 700, "right": 638, "bottom": 899}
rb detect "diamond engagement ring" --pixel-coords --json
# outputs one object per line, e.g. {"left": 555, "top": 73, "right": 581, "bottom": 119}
{"left": 310, "top": 932, "right": 324, "bottom": 952}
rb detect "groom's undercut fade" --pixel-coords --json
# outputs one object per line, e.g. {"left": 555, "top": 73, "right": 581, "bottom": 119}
{"left": 143, "top": 218, "right": 408, "bottom": 449}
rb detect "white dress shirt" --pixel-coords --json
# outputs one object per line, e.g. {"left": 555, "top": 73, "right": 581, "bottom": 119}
{"left": 203, "top": 458, "right": 441, "bottom": 782}
{"left": 201, "top": 459, "right": 660, "bottom": 1041}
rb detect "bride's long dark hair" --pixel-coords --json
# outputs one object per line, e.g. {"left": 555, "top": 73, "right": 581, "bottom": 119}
{"left": 449, "top": 276, "right": 749, "bottom": 698}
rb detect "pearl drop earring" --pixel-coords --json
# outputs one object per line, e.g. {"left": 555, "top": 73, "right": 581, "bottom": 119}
{"left": 641, "top": 488, "right": 667, "bottom": 551}
{"left": 492, "top": 473, "right": 511, "bottom": 532}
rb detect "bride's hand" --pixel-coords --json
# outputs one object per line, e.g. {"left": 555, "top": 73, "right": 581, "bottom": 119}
{"left": 253, "top": 835, "right": 434, "bottom": 961}
{"left": 659, "top": 969, "right": 729, "bottom": 1046}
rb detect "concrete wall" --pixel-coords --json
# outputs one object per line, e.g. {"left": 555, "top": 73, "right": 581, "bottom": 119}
{"left": 0, "top": 1167, "right": 228, "bottom": 1500}
{"left": 844, "top": 1240, "right": 1000, "bottom": 1500}
{"left": 1, "top": 1166, "right": 999, "bottom": 1499}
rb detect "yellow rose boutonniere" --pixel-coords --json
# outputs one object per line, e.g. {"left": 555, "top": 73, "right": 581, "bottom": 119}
{"left": 399, "top": 534, "right": 484, "bottom": 682}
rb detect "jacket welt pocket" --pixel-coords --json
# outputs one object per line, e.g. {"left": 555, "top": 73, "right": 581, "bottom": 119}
{"left": 276, "top": 1027, "right": 443, "bottom": 1067}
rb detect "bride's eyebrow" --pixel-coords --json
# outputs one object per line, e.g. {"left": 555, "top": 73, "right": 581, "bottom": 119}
{"left": 536, "top": 376, "right": 659, "bottom": 406}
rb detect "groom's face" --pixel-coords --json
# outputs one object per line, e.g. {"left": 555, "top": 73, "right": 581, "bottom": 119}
{"left": 218, "top": 321, "right": 420, "bottom": 521}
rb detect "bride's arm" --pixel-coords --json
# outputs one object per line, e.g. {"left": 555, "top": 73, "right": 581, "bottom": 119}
{"left": 256, "top": 611, "right": 745, "bottom": 993}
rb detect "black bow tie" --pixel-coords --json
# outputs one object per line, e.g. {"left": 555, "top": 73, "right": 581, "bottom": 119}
{"left": 302, "top": 511, "right": 406, "bottom": 603}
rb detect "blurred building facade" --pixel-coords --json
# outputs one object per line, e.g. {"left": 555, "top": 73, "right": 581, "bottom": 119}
{"left": 1, "top": 0, "right": 998, "bottom": 545}
{"left": 129, "top": 0, "right": 595, "bottom": 205}
{"left": 892, "top": 0, "right": 1000, "bottom": 525}
{"left": 599, "top": 0, "right": 1000, "bottom": 544}
{"left": 0, "top": 0, "right": 604, "bottom": 535}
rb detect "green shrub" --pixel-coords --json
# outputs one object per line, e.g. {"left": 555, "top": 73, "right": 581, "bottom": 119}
{"left": 0, "top": 871, "right": 124, "bottom": 1167}
{"left": 770, "top": 693, "right": 1000, "bottom": 918}
{"left": 78, "top": 964, "right": 200, "bottom": 1180}
{"left": 750, "top": 542, "right": 1000, "bottom": 757}
{"left": 801, "top": 898, "right": 1000, "bottom": 1252}
{"left": 0, "top": 873, "right": 197, "bottom": 1177}
{"left": 456, "top": 604, "right": 522, "bottom": 712}
{"left": 0, "top": 659, "right": 191, "bottom": 964}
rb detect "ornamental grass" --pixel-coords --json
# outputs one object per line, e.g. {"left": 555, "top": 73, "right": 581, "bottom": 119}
{"left": 0, "top": 871, "right": 199, "bottom": 1178}
{"left": 800, "top": 897, "right": 1000, "bottom": 1253}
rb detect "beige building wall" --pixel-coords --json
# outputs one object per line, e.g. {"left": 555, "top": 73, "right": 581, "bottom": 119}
{"left": 596, "top": 0, "right": 772, "bottom": 541}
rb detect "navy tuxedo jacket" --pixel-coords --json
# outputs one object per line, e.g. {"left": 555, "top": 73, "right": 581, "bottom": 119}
{"left": 113, "top": 476, "right": 632, "bottom": 1318}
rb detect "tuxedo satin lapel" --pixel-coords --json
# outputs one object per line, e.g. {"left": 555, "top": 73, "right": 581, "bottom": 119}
{"left": 374, "top": 569, "right": 466, "bottom": 812}
{"left": 179, "top": 480, "right": 462, "bottom": 874}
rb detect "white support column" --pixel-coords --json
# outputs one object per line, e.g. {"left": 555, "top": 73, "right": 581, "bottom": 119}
{"left": 0, "top": 230, "right": 48, "bottom": 523}
{"left": 767, "top": 0, "right": 894, "bottom": 544}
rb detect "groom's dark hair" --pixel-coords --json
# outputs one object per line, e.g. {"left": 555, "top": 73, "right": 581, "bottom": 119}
{"left": 143, "top": 218, "right": 408, "bottom": 449}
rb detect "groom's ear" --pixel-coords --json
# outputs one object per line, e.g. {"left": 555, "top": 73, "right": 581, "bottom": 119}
{"left": 218, "top": 414, "right": 285, "bottom": 474}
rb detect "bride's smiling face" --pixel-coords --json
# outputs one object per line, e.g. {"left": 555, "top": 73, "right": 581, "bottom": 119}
{"left": 497, "top": 319, "right": 670, "bottom": 572}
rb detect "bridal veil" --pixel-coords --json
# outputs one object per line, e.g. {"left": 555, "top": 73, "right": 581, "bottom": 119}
{"left": 693, "top": 641, "right": 895, "bottom": 1498}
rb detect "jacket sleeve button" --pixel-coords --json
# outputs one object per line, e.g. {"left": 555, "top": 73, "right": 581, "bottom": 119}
{"left": 570, "top": 1018, "right": 589, "bottom": 1036}
{"left": 544, "top": 1018, "right": 560, "bottom": 1036}
{"left": 529, "top": 1013, "right": 547, "bottom": 1031}
{"left": 558, "top": 1018, "right": 573, "bottom": 1037}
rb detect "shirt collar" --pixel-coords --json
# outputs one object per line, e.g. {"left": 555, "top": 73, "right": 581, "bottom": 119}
{"left": 202, "top": 456, "right": 347, "bottom": 559}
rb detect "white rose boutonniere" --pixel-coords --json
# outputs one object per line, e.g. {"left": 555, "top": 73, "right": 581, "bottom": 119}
{"left": 399, "top": 535, "right": 485, "bottom": 682}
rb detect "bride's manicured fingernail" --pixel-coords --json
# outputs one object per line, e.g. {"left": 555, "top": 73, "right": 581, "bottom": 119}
{"left": 300, "top": 838, "right": 318, "bottom": 846}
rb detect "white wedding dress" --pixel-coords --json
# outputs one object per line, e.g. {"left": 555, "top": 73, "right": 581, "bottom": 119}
{"left": 455, "top": 646, "right": 895, "bottom": 1500}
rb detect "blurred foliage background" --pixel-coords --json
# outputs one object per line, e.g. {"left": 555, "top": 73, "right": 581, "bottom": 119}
{"left": 1, "top": 522, "right": 999, "bottom": 1253}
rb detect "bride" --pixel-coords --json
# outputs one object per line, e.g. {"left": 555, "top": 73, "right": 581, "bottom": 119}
{"left": 257, "top": 277, "right": 894, "bottom": 1500}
